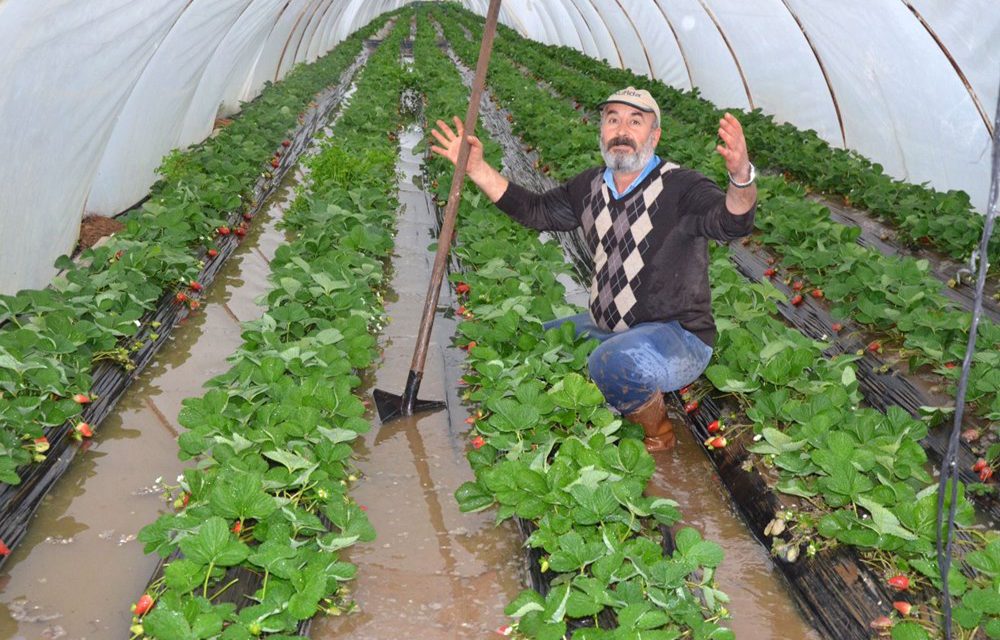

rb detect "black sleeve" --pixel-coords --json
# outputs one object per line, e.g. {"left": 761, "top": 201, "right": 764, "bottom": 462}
{"left": 493, "top": 180, "right": 581, "bottom": 232}
{"left": 678, "top": 171, "right": 756, "bottom": 242}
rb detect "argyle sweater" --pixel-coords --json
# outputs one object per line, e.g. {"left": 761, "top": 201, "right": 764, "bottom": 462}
{"left": 494, "top": 162, "right": 755, "bottom": 346}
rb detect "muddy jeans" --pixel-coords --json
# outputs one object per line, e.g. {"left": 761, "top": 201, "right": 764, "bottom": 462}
{"left": 544, "top": 313, "right": 713, "bottom": 414}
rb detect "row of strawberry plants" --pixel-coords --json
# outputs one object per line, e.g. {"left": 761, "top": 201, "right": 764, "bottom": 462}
{"left": 447, "top": 6, "right": 1000, "bottom": 460}
{"left": 411, "top": 15, "right": 735, "bottom": 640}
{"left": 129, "top": 21, "right": 409, "bottom": 639}
{"left": 0, "top": 17, "right": 392, "bottom": 488}
{"left": 442, "top": 3, "right": 998, "bottom": 265}
{"left": 427, "top": 8, "right": 1000, "bottom": 638}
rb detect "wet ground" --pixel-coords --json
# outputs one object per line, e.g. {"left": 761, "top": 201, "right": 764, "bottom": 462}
{"left": 0, "top": 178, "right": 296, "bottom": 640}
{"left": 312, "top": 124, "right": 525, "bottom": 639}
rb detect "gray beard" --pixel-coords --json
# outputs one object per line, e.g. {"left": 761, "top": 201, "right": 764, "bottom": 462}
{"left": 600, "top": 136, "right": 656, "bottom": 175}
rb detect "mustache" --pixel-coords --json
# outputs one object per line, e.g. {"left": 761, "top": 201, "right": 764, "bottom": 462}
{"left": 606, "top": 136, "right": 636, "bottom": 151}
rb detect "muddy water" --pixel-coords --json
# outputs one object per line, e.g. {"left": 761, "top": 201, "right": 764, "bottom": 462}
{"left": 0, "top": 183, "right": 297, "bottom": 639}
{"left": 312, "top": 125, "right": 525, "bottom": 639}
{"left": 647, "top": 425, "right": 822, "bottom": 640}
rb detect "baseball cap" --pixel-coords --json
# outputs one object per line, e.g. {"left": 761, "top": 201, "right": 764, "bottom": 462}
{"left": 597, "top": 86, "right": 661, "bottom": 126}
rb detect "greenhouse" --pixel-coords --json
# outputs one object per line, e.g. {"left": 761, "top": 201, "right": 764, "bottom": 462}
{"left": 0, "top": 1, "right": 998, "bottom": 638}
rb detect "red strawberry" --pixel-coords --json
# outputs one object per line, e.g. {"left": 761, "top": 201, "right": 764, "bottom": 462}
{"left": 133, "top": 594, "right": 154, "bottom": 616}
{"left": 234, "top": 226, "right": 247, "bottom": 237}
{"left": 973, "top": 458, "right": 988, "bottom": 472}
{"left": 188, "top": 300, "right": 201, "bottom": 310}
{"left": 75, "top": 422, "right": 93, "bottom": 438}
{"left": 706, "top": 436, "right": 727, "bottom": 449}
{"left": 707, "top": 420, "right": 722, "bottom": 433}
{"left": 980, "top": 466, "right": 994, "bottom": 482}
{"left": 281, "top": 139, "right": 291, "bottom": 148}
{"left": 217, "top": 226, "right": 231, "bottom": 236}
{"left": 274, "top": 150, "right": 282, "bottom": 158}
{"left": 790, "top": 294, "right": 804, "bottom": 306}
{"left": 831, "top": 322, "right": 843, "bottom": 332}
{"left": 270, "top": 157, "right": 280, "bottom": 168}
{"left": 189, "top": 281, "right": 203, "bottom": 292}
{"left": 456, "top": 282, "right": 470, "bottom": 295}
{"left": 868, "top": 341, "right": 882, "bottom": 353}
{"left": 811, "top": 289, "right": 824, "bottom": 299}
{"left": 457, "top": 305, "right": 466, "bottom": 315}
{"left": 471, "top": 435, "right": 486, "bottom": 449}
{"left": 182, "top": 493, "right": 190, "bottom": 507}
{"left": 763, "top": 268, "right": 777, "bottom": 277}
{"left": 888, "top": 574, "right": 910, "bottom": 590}
{"left": 464, "top": 416, "right": 476, "bottom": 425}
{"left": 207, "top": 248, "right": 219, "bottom": 258}
{"left": 944, "top": 362, "right": 957, "bottom": 369}
{"left": 242, "top": 212, "right": 253, "bottom": 221}
{"left": 892, "top": 601, "right": 911, "bottom": 616}
{"left": 176, "top": 292, "right": 188, "bottom": 304}
{"left": 0, "top": 539, "right": 9, "bottom": 556}
{"left": 464, "top": 341, "right": 477, "bottom": 351}
{"left": 792, "top": 281, "right": 804, "bottom": 291}
{"left": 684, "top": 400, "right": 699, "bottom": 414}
{"left": 679, "top": 385, "right": 692, "bottom": 396}
{"left": 73, "top": 393, "right": 91, "bottom": 404}
{"left": 232, "top": 521, "right": 243, "bottom": 534}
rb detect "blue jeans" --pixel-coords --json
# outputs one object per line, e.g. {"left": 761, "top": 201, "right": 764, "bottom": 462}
{"left": 544, "top": 313, "right": 713, "bottom": 414}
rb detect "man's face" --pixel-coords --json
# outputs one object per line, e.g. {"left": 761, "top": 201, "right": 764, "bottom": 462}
{"left": 599, "top": 103, "right": 661, "bottom": 174}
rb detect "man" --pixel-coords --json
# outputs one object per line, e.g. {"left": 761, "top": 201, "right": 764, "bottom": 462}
{"left": 430, "top": 87, "right": 757, "bottom": 452}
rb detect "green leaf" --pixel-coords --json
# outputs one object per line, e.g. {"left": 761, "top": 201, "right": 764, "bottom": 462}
{"left": 144, "top": 606, "right": 194, "bottom": 639}
{"left": 963, "top": 588, "right": 1000, "bottom": 615}
{"left": 179, "top": 517, "right": 249, "bottom": 568}
{"left": 209, "top": 474, "right": 277, "bottom": 522}
{"left": 164, "top": 559, "right": 204, "bottom": 594}
{"left": 854, "top": 496, "right": 918, "bottom": 541}
{"left": 505, "top": 589, "right": 545, "bottom": 618}
{"left": 891, "top": 621, "right": 930, "bottom": 640}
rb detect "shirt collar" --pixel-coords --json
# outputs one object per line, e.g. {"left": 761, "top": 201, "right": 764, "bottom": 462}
{"left": 603, "top": 155, "right": 661, "bottom": 200}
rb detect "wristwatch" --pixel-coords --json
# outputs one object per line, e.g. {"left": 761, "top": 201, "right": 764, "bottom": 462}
{"left": 728, "top": 162, "right": 756, "bottom": 188}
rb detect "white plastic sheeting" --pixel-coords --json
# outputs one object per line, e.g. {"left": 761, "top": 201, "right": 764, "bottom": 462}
{"left": 0, "top": 0, "right": 187, "bottom": 295}
{"left": 466, "top": 0, "right": 998, "bottom": 214}
{"left": 0, "top": 0, "right": 409, "bottom": 295}
{"left": 0, "top": 0, "right": 996, "bottom": 297}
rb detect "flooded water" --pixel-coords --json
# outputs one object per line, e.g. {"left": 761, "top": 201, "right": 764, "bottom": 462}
{"left": 312, "top": 124, "right": 525, "bottom": 639}
{"left": 0, "top": 182, "right": 296, "bottom": 639}
{"left": 647, "top": 422, "right": 822, "bottom": 640}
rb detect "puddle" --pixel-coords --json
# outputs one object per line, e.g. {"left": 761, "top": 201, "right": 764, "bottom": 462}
{"left": 647, "top": 425, "right": 821, "bottom": 639}
{"left": 0, "top": 180, "right": 297, "bottom": 639}
{"left": 312, "top": 124, "right": 525, "bottom": 639}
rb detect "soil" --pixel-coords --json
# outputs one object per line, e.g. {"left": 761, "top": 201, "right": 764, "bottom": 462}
{"left": 77, "top": 214, "right": 124, "bottom": 250}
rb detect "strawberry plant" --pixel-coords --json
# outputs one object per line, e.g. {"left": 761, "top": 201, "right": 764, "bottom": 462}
{"left": 434, "top": 7, "right": 1000, "bottom": 637}
{"left": 132, "top": 17, "right": 410, "bottom": 637}
{"left": 0, "top": 14, "right": 395, "bottom": 490}
{"left": 414, "top": 15, "right": 732, "bottom": 638}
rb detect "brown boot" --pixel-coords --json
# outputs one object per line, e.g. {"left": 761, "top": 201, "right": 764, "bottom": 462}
{"left": 626, "top": 393, "right": 676, "bottom": 452}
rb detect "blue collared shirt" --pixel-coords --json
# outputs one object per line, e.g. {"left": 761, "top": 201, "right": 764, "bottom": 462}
{"left": 603, "top": 154, "right": 661, "bottom": 199}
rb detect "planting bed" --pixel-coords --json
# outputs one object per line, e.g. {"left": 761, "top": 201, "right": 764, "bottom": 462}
{"left": 437, "top": 6, "right": 1000, "bottom": 640}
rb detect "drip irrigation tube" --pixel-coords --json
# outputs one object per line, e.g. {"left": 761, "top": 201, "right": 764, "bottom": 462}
{"left": 936, "top": 88, "right": 1000, "bottom": 640}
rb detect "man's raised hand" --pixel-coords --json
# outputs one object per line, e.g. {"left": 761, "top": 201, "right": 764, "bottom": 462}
{"left": 427, "top": 115, "right": 509, "bottom": 203}
{"left": 715, "top": 112, "right": 751, "bottom": 181}
{"left": 429, "top": 116, "right": 485, "bottom": 175}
